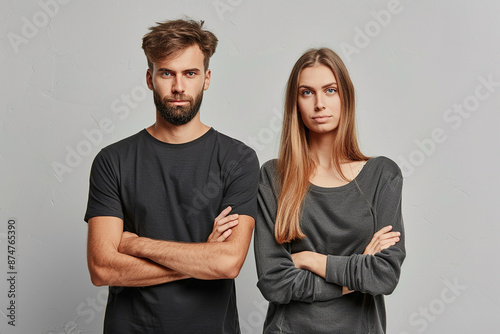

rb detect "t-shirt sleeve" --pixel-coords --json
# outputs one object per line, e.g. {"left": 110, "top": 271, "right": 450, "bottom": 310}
{"left": 325, "top": 162, "right": 406, "bottom": 295}
{"left": 219, "top": 142, "right": 260, "bottom": 219}
{"left": 84, "top": 149, "right": 123, "bottom": 222}
{"left": 254, "top": 161, "right": 343, "bottom": 304}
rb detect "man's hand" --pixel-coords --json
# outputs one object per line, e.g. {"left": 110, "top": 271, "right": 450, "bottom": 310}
{"left": 363, "top": 225, "right": 400, "bottom": 255}
{"left": 207, "top": 206, "right": 239, "bottom": 243}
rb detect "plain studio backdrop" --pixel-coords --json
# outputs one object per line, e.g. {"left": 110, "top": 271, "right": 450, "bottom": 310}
{"left": 1, "top": 0, "right": 499, "bottom": 333}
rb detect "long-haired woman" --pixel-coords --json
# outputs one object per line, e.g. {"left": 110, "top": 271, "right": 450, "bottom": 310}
{"left": 254, "top": 48, "right": 405, "bottom": 333}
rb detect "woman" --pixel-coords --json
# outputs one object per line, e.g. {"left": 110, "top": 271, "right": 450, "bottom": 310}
{"left": 254, "top": 48, "right": 405, "bottom": 333}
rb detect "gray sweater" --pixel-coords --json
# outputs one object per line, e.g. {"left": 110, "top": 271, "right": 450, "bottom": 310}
{"left": 254, "top": 156, "right": 405, "bottom": 333}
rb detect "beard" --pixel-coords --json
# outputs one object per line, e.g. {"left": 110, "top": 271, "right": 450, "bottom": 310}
{"left": 153, "top": 88, "right": 204, "bottom": 126}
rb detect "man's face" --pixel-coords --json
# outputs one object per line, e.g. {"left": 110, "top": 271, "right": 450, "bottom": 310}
{"left": 147, "top": 45, "right": 211, "bottom": 125}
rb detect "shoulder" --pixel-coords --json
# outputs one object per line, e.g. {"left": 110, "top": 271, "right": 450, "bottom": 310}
{"left": 213, "top": 129, "right": 255, "bottom": 152}
{"left": 212, "top": 129, "right": 259, "bottom": 167}
{"left": 362, "top": 156, "right": 403, "bottom": 195}
{"left": 98, "top": 130, "right": 144, "bottom": 157}
{"left": 259, "top": 159, "right": 279, "bottom": 187}
{"left": 260, "top": 159, "right": 278, "bottom": 175}
{"left": 366, "top": 156, "right": 402, "bottom": 180}
{"left": 89, "top": 131, "right": 146, "bottom": 175}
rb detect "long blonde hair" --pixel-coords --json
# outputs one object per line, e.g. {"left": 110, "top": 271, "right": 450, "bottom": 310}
{"left": 275, "top": 48, "right": 368, "bottom": 244}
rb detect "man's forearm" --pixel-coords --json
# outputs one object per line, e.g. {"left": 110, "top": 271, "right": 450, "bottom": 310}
{"left": 123, "top": 237, "right": 242, "bottom": 280}
{"left": 118, "top": 215, "right": 254, "bottom": 280}
{"left": 90, "top": 250, "right": 189, "bottom": 287}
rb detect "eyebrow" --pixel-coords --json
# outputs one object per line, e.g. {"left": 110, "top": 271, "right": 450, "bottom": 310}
{"left": 156, "top": 68, "right": 202, "bottom": 73}
{"left": 298, "top": 82, "right": 338, "bottom": 90}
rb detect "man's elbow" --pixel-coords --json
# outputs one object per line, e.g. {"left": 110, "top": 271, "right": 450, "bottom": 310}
{"left": 222, "top": 267, "right": 240, "bottom": 280}
{"left": 88, "top": 266, "right": 109, "bottom": 286}
{"left": 217, "top": 255, "right": 244, "bottom": 279}
{"left": 88, "top": 259, "right": 114, "bottom": 286}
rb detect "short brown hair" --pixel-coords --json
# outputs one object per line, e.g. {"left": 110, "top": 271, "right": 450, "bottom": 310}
{"left": 142, "top": 18, "right": 218, "bottom": 71}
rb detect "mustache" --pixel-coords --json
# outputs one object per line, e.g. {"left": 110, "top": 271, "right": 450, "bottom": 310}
{"left": 165, "top": 94, "right": 193, "bottom": 102}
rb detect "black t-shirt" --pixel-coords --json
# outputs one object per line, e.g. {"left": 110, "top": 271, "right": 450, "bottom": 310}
{"left": 85, "top": 128, "right": 259, "bottom": 334}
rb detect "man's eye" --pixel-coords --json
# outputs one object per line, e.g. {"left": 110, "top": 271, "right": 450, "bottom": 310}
{"left": 161, "top": 71, "right": 172, "bottom": 77}
{"left": 187, "top": 72, "right": 196, "bottom": 77}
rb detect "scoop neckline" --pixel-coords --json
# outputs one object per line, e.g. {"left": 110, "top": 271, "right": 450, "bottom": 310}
{"left": 309, "top": 158, "right": 373, "bottom": 192}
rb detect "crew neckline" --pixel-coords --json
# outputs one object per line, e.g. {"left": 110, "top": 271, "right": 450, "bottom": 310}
{"left": 142, "top": 127, "right": 215, "bottom": 148}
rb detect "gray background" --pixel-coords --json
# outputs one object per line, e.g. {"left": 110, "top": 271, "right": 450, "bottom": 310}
{"left": 1, "top": 0, "right": 499, "bottom": 333}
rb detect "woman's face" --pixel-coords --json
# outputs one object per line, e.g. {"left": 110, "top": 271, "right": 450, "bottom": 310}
{"left": 297, "top": 65, "right": 341, "bottom": 137}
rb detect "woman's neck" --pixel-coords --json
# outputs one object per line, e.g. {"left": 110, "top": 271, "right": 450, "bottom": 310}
{"left": 308, "top": 132, "right": 337, "bottom": 169}
{"left": 307, "top": 132, "right": 364, "bottom": 187}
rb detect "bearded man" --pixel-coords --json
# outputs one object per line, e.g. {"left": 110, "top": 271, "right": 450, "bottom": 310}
{"left": 84, "top": 18, "right": 259, "bottom": 334}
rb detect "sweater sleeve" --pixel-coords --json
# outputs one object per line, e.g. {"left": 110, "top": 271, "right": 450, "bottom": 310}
{"left": 254, "top": 164, "right": 343, "bottom": 304}
{"left": 325, "top": 175, "right": 406, "bottom": 295}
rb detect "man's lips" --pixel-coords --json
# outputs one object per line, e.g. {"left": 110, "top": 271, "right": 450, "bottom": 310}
{"left": 168, "top": 100, "right": 190, "bottom": 105}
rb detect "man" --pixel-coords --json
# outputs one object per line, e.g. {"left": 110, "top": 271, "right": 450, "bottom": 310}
{"left": 85, "top": 18, "right": 259, "bottom": 333}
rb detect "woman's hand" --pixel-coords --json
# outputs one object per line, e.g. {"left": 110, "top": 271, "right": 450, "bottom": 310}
{"left": 291, "top": 251, "right": 327, "bottom": 277}
{"left": 363, "top": 225, "right": 400, "bottom": 255}
{"left": 207, "top": 206, "right": 239, "bottom": 242}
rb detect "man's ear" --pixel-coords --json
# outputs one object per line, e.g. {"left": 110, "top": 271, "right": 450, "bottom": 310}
{"left": 146, "top": 69, "right": 154, "bottom": 90}
{"left": 204, "top": 69, "right": 211, "bottom": 90}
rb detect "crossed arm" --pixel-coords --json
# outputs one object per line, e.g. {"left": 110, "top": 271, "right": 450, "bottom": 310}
{"left": 255, "top": 172, "right": 405, "bottom": 303}
{"left": 291, "top": 226, "right": 401, "bottom": 295}
{"left": 87, "top": 207, "right": 253, "bottom": 287}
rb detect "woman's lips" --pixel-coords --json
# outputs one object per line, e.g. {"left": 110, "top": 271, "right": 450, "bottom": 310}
{"left": 312, "top": 115, "right": 331, "bottom": 123}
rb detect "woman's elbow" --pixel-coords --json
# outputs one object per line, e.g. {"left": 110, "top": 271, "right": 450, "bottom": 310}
{"left": 381, "top": 275, "right": 400, "bottom": 295}
{"left": 259, "top": 289, "right": 287, "bottom": 304}
{"left": 374, "top": 283, "right": 397, "bottom": 296}
{"left": 257, "top": 279, "right": 290, "bottom": 304}
{"left": 363, "top": 274, "right": 400, "bottom": 296}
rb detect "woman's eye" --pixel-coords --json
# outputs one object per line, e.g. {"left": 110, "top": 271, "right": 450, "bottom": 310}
{"left": 326, "top": 88, "right": 336, "bottom": 94}
{"left": 301, "top": 90, "right": 312, "bottom": 96}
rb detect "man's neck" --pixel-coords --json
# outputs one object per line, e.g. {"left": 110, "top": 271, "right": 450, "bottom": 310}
{"left": 147, "top": 114, "right": 210, "bottom": 144}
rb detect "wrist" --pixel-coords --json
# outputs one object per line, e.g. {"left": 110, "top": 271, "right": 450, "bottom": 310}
{"left": 131, "top": 237, "right": 150, "bottom": 258}
{"left": 297, "top": 252, "right": 324, "bottom": 271}
{"left": 306, "top": 252, "right": 327, "bottom": 278}
{"left": 311, "top": 253, "right": 326, "bottom": 271}
{"left": 299, "top": 251, "right": 313, "bottom": 271}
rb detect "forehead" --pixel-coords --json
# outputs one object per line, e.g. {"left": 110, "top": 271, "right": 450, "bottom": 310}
{"left": 298, "top": 65, "right": 336, "bottom": 86}
{"left": 153, "top": 44, "right": 205, "bottom": 71}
